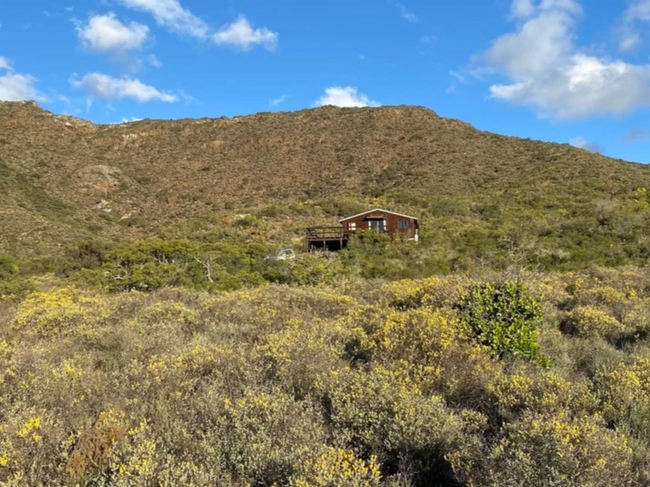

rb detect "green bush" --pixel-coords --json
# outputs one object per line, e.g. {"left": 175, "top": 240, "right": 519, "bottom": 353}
{"left": 454, "top": 281, "right": 549, "bottom": 366}
{"left": 0, "top": 254, "right": 19, "bottom": 280}
{"left": 71, "top": 239, "right": 273, "bottom": 292}
{"left": 0, "top": 255, "right": 34, "bottom": 299}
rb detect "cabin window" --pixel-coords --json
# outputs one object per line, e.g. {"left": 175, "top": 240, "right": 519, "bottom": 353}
{"left": 348, "top": 222, "right": 356, "bottom": 231}
{"left": 369, "top": 219, "right": 386, "bottom": 232}
{"left": 398, "top": 220, "right": 410, "bottom": 229}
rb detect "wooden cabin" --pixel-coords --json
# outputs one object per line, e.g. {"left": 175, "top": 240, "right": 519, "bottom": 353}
{"left": 306, "top": 208, "right": 419, "bottom": 252}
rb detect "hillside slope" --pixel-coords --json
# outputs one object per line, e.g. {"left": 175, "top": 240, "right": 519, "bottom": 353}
{"left": 1, "top": 101, "right": 649, "bottom": 258}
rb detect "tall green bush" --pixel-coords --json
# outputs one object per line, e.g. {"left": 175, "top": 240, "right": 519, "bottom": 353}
{"left": 454, "top": 281, "right": 548, "bottom": 366}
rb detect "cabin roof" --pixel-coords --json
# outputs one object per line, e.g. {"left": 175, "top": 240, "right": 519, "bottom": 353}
{"left": 339, "top": 208, "right": 419, "bottom": 223}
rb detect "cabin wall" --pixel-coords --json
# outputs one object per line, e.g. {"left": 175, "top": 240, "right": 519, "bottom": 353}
{"left": 342, "top": 213, "right": 418, "bottom": 239}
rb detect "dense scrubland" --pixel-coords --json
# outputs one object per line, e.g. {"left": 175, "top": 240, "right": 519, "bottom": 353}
{"left": 4, "top": 103, "right": 650, "bottom": 485}
{"left": 3, "top": 268, "right": 650, "bottom": 486}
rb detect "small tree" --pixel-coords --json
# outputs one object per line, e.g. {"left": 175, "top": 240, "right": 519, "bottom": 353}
{"left": 454, "top": 281, "right": 549, "bottom": 366}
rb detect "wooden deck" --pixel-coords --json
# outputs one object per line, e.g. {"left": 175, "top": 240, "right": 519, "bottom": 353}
{"left": 305, "top": 225, "right": 416, "bottom": 251}
{"left": 305, "top": 227, "right": 351, "bottom": 251}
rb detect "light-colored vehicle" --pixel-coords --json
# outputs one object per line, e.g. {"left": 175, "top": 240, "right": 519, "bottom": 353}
{"left": 265, "top": 248, "right": 296, "bottom": 261}
{"left": 276, "top": 248, "right": 296, "bottom": 260}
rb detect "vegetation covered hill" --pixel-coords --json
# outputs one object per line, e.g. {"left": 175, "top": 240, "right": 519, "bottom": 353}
{"left": 1, "top": 100, "right": 650, "bottom": 291}
{"left": 3, "top": 102, "right": 650, "bottom": 486}
{"left": 1, "top": 100, "right": 650, "bottom": 261}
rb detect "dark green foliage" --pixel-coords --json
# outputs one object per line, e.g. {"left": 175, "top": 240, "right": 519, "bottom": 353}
{"left": 73, "top": 238, "right": 272, "bottom": 292}
{"left": 0, "top": 254, "right": 34, "bottom": 298}
{"left": 70, "top": 238, "right": 352, "bottom": 292}
{"left": 454, "top": 281, "right": 549, "bottom": 366}
{"left": 0, "top": 254, "right": 19, "bottom": 280}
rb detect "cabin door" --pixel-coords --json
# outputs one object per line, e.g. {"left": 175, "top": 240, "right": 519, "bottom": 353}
{"left": 368, "top": 219, "right": 386, "bottom": 232}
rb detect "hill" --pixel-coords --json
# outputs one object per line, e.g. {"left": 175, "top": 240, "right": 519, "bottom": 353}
{"left": 2, "top": 100, "right": 650, "bottom": 294}
{"left": 1, "top": 101, "right": 649, "bottom": 255}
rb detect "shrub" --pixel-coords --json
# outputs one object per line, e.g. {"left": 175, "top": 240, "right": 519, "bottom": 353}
{"left": 596, "top": 358, "right": 650, "bottom": 442}
{"left": 454, "top": 281, "right": 549, "bottom": 365}
{"left": 0, "top": 254, "right": 19, "bottom": 280}
{"left": 0, "top": 278, "right": 34, "bottom": 300}
{"left": 13, "top": 287, "right": 109, "bottom": 337}
{"left": 6, "top": 273, "right": 650, "bottom": 485}
{"left": 450, "top": 412, "right": 636, "bottom": 487}
{"left": 288, "top": 253, "right": 346, "bottom": 286}
{"left": 73, "top": 239, "right": 272, "bottom": 292}
{"left": 214, "top": 389, "right": 326, "bottom": 484}
{"left": 488, "top": 370, "right": 598, "bottom": 420}
{"left": 289, "top": 448, "right": 381, "bottom": 487}
{"left": 324, "top": 365, "right": 479, "bottom": 484}
{"left": 560, "top": 306, "right": 629, "bottom": 343}
{"left": 259, "top": 316, "right": 350, "bottom": 398}
{"left": 382, "top": 277, "right": 464, "bottom": 311}
{"left": 362, "top": 308, "right": 461, "bottom": 365}
{"left": 0, "top": 255, "right": 34, "bottom": 299}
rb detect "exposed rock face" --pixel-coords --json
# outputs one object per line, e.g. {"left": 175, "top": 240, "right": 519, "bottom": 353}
{"left": 78, "top": 165, "right": 123, "bottom": 193}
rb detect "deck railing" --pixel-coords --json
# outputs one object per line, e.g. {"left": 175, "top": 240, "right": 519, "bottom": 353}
{"left": 306, "top": 226, "right": 414, "bottom": 241}
{"left": 305, "top": 226, "right": 349, "bottom": 240}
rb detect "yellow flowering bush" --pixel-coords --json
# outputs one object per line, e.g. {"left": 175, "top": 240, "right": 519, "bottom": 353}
{"left": 215, "top": 388, "right": 326, "bottom": 485}
{"left": 489, "top": 370, "right": 598, "bottom": 418}
{"left": 561, "top": 306, "right": 629, "bottom": 341}
{"left": 324, "top": 364, "right": 479, "bottom": 482}
{"left": 289, "top": 448, "right": 381, "bottom": 487}
{"left": 13, "top": 287, "right": 109, "bottom": 336}
{"left": 129, "top": 300, "right": 200, "bottom": 336}
{"left": 596, "top": 358, "right": 650, "bottom": 442}
{"left": 381, "top": 276, "right": 465, "bottom": 311}
{"left": 451, "top": 412, "right": 635, "bottom": 487}
{"left": 365, "top": 308, "right": 461, "bottom": 364}
{"left": 259, "top": 316, "right": 350, "bottom": 397}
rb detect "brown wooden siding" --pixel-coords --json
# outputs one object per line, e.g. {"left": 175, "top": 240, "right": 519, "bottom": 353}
{"left": 341, "top": 211, "right": 419, "bottom": 239}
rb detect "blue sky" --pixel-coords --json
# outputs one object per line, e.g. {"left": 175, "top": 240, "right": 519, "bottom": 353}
{"left": 1, "top": 0, "right": 649, "bottom": 162}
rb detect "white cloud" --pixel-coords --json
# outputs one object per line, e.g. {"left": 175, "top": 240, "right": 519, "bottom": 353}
{"left": 486, "top": 9, "right": 575, "bottom": 78}
{"left": 478, "top": 0, "right": 650, "bottom": 119}
{"left": 117, "top": 1, "right": 279, "bottom": 52}
{"left": 315, "top": 87, "right": 380, "bottom": 108}
{"left": 396, "top": 3, "right": 417, "bottom": 22}
{"left": 0, "top": 73, "right": 44, "bottom": 102}
{"left": 270, "top": 94, "right": 288, "bottom": 106}
{"left": 620, "top": 32, "right": 642, "bottom": 52}
{"left": 213, "top": 16, "right": 278, "bottom": 51}
{"left": 511, "top": 0, "right": 535, "bottom": 18}
{"left": 118, "top": 0, "right": 209, "bottom": 38}
{"left": 570, "top": 136, "right": 605, "bottom": 154}
{"left": 147, "top": 54, "right": 162, "bottom": 67}
{"left": 619, "top": 0, "right": 650, "bottom": 51}
{"left": 450, "top": 70, "right": 467, "bottom": 83}
{"left": 71, "top": 73, "right": 178, "bottom": 103}
{"left": 78, "top": 13, "right": 150, "bottom": 53}
{"left": 0, "top": 58, "right": 46, "bottom": 102}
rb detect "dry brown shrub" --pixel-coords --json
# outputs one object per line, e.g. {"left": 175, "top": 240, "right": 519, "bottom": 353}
{"left": 66, "top": 415, "right": 126, "bottom": 478}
